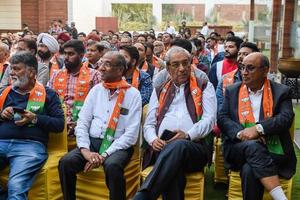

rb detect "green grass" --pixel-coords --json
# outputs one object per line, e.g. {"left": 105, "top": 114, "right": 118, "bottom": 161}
{"left": 292, "top": 146, "right": 300, "bottom": 200}
{"left": 294, "top": 104, "right": 300, "bottom": 130}
{"left": 204, "top": 165, "right": 227, "bottom": 200}
{"left": 204, "top": 147, "right": 300, "bottom": 199}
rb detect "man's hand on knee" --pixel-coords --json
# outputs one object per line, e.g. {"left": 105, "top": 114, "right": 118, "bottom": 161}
{"left": 152, "top": 138, "right": 166, "bottom": 152}
{"left": 239, "top": 126, "right": 259, "bottom": 141}
{"left": 80, "top": 148, "right": 103, "bottom": 170}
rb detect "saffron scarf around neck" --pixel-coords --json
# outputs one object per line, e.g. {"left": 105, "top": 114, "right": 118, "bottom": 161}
{"left": 52, "top": 62, "right": 90, "bottom": 121}
{"left": 157, "top": 68, "right": 203, "bottom": 121}
{"left": 141, "top": 60, "right": 148, "bottom": 72}
{"left": 99, "top": 79, "right": 131, "bottom": 154}
{"left": 238, "top": 79, "right": 284, "bottom": 155}
{"left": 222, "top": 69, "right": 238, "bottom": 95}
{"left": 50, "top": 54, "right": 60, "bottom": 78}
{"left": 0, "top": 81, "right": 46, "bottom": 114}
{"left": 131, "top": 68, "right": 140, "bottom": 89}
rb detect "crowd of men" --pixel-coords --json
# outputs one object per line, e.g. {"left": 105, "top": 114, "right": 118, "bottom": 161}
{"left": 0, "top": 19, "right": 296, "bottom": 200}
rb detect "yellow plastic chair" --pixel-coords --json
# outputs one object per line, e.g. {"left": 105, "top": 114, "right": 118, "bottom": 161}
{"left": 0, "top": 117, "right": 67, "bottom": 200}
{"left": 228, "top": 118, "right": 295, "bottom": 200}
{"left": 75, "top": 145, "right": 141, "bottom": 200}
{"left": 140, "top": 166, "right": 205, "bottom": 200}
{"left": 214, "top": 137, "right": 228, "bottom": 184}
{"left": 228, "top": 171, "right": 292, "bottom": 200}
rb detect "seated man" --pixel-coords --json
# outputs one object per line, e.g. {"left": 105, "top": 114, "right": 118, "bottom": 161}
{"left": 48, "top": 40, "right": 101, "bottom": 137}
{"left": 216, "top": 42, "right": 259, "bottom": 112}
{"left": 133, "top": 46, "right": 217, "bottom": 200}
{"left": 85, "top": 40, "right": 109, "bottom": 69}
{"left": 119, "top": 45, "right": 153, "bottom": 106}
{"left": 218, "top": 53, "right": 296, "bottom": 200}
{"left": 134, "top": 43, "right": 155, "bottom": 79}
{"left": 0, "top": 42, "right": 10, "bottom": 82}
{"left": 58, "top": 51, "right": 142, "bottom": 200}
{"left": 0, "top": 52, "right": 64, "bottom": 199}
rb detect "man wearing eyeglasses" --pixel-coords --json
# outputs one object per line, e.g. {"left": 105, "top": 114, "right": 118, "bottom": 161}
{"left": 218, "top": 52, "right": 296, "bottom": 200}
{"left": 133, "top": 46, "right": 217, "bottom": 199}
{"left": 58, "top": 51, "right": 142, "bottom": 200}
{"left": 216, "top": 42, "right": 260, "bottom": 112}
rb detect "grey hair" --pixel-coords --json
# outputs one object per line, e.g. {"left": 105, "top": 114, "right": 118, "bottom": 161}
{"left": 165, "top": 46, "right": 192, "bottom": 65}
{"left": 0, "top": 42, "right": 9, "bottom": 52}
{"left": 9, "top": 51, "right": 38, "bottom": 72}
{"left": 104, "top": 51, "right": 127, "bottom": 73}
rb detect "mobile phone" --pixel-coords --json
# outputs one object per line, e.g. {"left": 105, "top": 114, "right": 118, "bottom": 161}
{"left": 160, "top": 129, "right": 176, "bottom": 141}
{"left": 13, "top": 107, "right": 25, "bottom": 114}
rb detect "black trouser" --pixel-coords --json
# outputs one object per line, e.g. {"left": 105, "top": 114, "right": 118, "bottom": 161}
{"left": 133, "top": 139, "right": 209, "bottom": 200}
{"left": 58, "top": 137, "right": 133, "bottom": 200}
{"left": 226, "top": 140, "right": 279, "bottom": 200}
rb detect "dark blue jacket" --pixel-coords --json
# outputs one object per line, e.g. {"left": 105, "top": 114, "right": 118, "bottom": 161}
{"left": 0, "top": 86, "right": 65, "bottom": 146}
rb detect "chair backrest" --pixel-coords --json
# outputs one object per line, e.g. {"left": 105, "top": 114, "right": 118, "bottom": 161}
{"left": 47, "top": 105, "right": 67, "bottom": 153}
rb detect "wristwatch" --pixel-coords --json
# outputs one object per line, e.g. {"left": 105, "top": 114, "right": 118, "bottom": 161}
{"left": 255, "top": 124, "right": 264, "bottom": 136}
{"left": 101, "top": 152, "right": 109, "bottom": 159}
{"left": 31, "top": 115, "right": 38, "bottom": 124}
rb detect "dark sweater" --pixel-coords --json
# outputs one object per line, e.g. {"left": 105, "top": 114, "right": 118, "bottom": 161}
{"left": 0, "top": 86, "right": 65, "bottom": 146}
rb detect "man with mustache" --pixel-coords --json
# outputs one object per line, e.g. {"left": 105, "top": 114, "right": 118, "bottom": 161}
{"left": 0, "top": 42, "right": 10, "bottom": 82}
{"left": 216, "top": 42, "right": 260, "bottom": 111}
{"left": 48, "top": 40, "right": 101, "bottom": 139}
{"left": 36, "top": 33, "right": 62, "bottom": 84}
{"left": 1, "top": 38, "right": 56, "bottom": 88}
{"left": 218, "top": 53, "right": 296, "bottom": 200}
{"left": 133, "top": 46, "right": 216, "bottom": 199}
{"left": 58, "top": 51, "right": 142, "bottom": 200}
{"left": 134, "top": 43, "right": 155, "bottom": 79}
{"left": 0, "top": 51, "right": 64, "bottom": 199}
{"left": 208, "top": 36, "right": 243, "bottom": 89}
{"left": 85, "top": 41, "right": 109, "bottom": 70}
{"left": 119, "top": 45, "right": 153, "bottom": 106}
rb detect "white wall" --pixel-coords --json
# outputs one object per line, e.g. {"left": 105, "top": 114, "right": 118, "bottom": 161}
{"left": 0, "top": 0, "right": 21, "bottom": 30}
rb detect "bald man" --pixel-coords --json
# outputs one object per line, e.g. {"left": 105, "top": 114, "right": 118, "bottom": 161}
{"left": 218, "top": 53, "right": 296, "bottom": 200}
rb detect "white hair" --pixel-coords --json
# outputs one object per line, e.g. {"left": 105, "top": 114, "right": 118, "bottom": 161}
{"left": 164, "top": 46, "right": 191, "bottom": 64}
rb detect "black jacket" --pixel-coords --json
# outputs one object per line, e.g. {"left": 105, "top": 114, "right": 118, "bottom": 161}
{"left": 217, "top": 81, "right": 297, "bottom": 179}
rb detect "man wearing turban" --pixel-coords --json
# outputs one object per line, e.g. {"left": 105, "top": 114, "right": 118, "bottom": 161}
{"left": 37, "top": 33, "right": 63, "bottom": 84}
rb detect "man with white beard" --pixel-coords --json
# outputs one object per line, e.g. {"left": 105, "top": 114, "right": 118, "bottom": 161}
{"left": 0, "top": 51, "right": 64, "bottom": 199}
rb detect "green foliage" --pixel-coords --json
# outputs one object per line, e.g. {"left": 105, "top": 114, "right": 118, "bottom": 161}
{"left": 161, "top": 4, "right": 194, "bottom": 29}
{"left": 112, "top": 3, "right": 155, "bottom": 31}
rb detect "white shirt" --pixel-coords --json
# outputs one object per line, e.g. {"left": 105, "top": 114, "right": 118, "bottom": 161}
{"left": 144, "top": 81, "right": 217, "bottom": 145}
{"left": 201, "top": 25, "right": 209, "bottom": 36}
{"left": 165, "top": 26, "right": 176, "bottom": 35}
{"left": 248, "top": 87, "right": 263, "bottom": 122}
{"left": 75, "top": 83, "right": 142, "bottom": 155}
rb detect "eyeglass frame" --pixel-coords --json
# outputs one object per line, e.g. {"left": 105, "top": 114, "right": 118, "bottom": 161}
{"left": 238, "top": 64, "right": 266, "bottom": 73}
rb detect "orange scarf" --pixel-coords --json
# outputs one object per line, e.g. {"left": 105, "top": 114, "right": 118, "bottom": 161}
{"left": 0, "top": 81, "right": 46, "bottom": 114}
{"left": 49, "top": 54, "right": 60, "bottom": 78}
{"left": 141, "top": 60, "right": 148, "bottom": 72}
{"left": 131, "top": 68, "right": 140, "bottom": 89}
{"left": 238, "top": 79, "right": 283, "bottom": 154}
{"left": 158, "top": 68, "right": 203, "bottom": 121}
{"left": 99, "top": 80, "right": 131, "bottom": 154}
{"left": 222, "top": 69, "right": 238, "bottom": 94}
{"left": 52, "top": 62, "right": 90, "bottom": 121}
